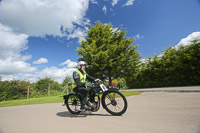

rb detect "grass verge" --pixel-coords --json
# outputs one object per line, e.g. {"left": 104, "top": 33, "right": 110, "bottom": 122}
{"left": 0, "top": 91, "right": 140, "bottom": 107}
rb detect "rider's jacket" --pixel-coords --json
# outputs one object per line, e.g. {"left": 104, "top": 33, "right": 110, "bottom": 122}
{"left": 72, "top": 69, "right": 86, "bottom": 88}
{"left": 72, "top": 69, "right": 95, "bottom": 88}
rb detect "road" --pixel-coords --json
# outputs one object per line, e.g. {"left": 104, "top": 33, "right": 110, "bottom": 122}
{"left": 0, "top": 86, "right": 200, "bottom": 133}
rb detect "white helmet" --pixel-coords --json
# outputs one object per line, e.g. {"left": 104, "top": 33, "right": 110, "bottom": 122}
{"left": 78, "top": 61, "right": 87, "bottom": 69}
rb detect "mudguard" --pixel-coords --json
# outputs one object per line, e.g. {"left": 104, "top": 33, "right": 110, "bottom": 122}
{"left": 63, "top": 92, "right": 82, "bottom": 105}
{"left": 63, "top": 92, "right": 76, "bottom": 99}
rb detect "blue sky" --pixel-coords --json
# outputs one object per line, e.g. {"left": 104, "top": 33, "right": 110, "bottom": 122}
{"left": 0, "top": 0, "right": 200, "bottom": 83}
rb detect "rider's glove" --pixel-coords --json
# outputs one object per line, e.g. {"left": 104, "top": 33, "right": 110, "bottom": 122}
{"left": 95, "top": 78, "right": 100, "bottom": 82}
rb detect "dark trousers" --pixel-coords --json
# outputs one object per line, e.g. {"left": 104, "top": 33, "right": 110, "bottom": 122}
{"left": 76, "top": 87, "right": 89, "bottom": 106}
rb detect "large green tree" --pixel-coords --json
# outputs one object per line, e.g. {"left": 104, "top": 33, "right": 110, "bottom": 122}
{"left": 76, "top": 21, "right": 141, "bottom": 86}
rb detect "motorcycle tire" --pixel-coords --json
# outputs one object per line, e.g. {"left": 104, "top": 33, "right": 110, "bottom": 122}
{"left": 102, "top": 90, "right": 127, "bottom": 116}
{"left": 65, "top": 93, "right": 81, "bottom": 114}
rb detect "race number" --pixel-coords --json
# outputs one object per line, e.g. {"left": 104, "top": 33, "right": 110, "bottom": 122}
{"left": 100, "top": 84, "right": 108, "bottom": 92}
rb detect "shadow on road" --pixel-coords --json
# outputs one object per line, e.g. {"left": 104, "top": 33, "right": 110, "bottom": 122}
{"left": 56, "top": 111, "right": 112, "bottom": 118}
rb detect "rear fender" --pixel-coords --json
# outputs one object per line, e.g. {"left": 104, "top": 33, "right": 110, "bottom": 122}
{"left": 63, "top": 92, "right": 82, "bottom": 105}
{"left": 63, "top": 92, "right": 76, "bottom": 100}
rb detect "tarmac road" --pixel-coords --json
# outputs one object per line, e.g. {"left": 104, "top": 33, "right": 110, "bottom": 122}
{"left": 0, "top": 86, "right": 200, "bottom": 133}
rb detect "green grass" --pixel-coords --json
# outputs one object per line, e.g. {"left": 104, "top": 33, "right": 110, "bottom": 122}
{"left": 0, "top": 91, "right": 140, "bottom": 107}
{"left": 0, "top": 96, "right": 63, "bottom": 107}
{"left": 121, "top": 91, "right": 141, "bottom": 97}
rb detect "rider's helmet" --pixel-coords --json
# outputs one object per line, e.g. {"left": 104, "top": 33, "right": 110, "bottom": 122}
{"left": 78, "top": 61, "right": 87, "bottom": 69}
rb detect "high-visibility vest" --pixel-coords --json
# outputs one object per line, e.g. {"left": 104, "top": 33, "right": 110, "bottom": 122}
{"left": 72, "top": 69, "right": 86, "bottom": 88}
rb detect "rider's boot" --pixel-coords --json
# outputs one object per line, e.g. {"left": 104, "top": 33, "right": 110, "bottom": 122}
{"left": 86, "top": 101, "right": 93, "bottom": 107}
{"left": 80, "top": 105, "right": 91, "bottom": 111}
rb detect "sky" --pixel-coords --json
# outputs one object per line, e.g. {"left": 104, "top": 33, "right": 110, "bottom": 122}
{"left": 0, "top": 0, "right": 200, "bottom": 83}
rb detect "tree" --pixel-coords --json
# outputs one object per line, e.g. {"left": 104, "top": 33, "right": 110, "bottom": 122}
{"left": 130, "top": 39, "right": 200, "bottom": 88}
{"left": 76, "top": 21, "right": 141, "bottom": 86}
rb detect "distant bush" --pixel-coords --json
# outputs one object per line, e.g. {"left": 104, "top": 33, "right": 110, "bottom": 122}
{"left": 0, "top": 78, "right": 64, "bottom": 101}
{"left": 32, "top": 78, "right": 62, "bottom": 95}
{"left": 0, "top": 80, "right": 29, "bottom": 101}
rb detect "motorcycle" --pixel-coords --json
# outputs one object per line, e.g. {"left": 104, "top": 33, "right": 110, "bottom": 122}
{"left": 63, "top": 81, "right": 128, "bottom": 116}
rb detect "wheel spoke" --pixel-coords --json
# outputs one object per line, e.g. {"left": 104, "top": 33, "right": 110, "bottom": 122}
{"left": 66, "top": 94, "right": 81, "bottom": 114}
{"left": 103, "top": 91, "right": 127, "bottom": 115}
{"left": 113, "top": 93, "right": 116, "bottom": 99}
{"left": 106, "top": 102, "right": 112, "bottom": 106}
{"left": 106, "top": 94, "right": 113, "bottom": 101}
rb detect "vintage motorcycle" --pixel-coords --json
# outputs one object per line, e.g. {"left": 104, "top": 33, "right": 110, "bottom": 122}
{"left": 63, "top": 81, "right": 128, "bottom": 116}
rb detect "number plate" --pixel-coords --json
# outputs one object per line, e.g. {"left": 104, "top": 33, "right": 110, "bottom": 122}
{"left": 100, "top": 84, "right": 108, "bottom": 92}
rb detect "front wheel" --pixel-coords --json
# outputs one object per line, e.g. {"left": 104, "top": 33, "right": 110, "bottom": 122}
{"left": 102, "top": 90, "right": 128, "bottom": 116}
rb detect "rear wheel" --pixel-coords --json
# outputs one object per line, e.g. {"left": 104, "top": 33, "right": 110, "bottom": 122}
{"left": 102, "top": 90, "right": 127, "bottom": 116}
{"left": 65, "top": 93, "right": 81, "bottom": 114}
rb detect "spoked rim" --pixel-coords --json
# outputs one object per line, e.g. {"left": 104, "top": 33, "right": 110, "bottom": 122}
{"left": 104, "top": 92, "right": 125, "bottom": 113}
{"left": 67, "top": 94, "right": 81, "bottom": 113}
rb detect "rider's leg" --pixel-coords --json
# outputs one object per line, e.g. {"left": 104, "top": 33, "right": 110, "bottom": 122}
{"left": 77, "top": 87, "right": 91, "bottom": 110}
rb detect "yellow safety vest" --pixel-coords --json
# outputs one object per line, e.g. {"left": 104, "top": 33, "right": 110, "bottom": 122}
{"left": 72, "top": 69, "right": 86, "bottom": 88}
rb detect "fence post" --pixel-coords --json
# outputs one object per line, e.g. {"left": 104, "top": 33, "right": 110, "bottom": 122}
{"left": 27, "top": 85, "right": 30, "bottom": 99}
{"left": 66, "top": 83, "right": 69, "bottom": 94}
{"left": 48, "top": 84, "right": 51, "bottom": 96}
{"left": 62, "top": 83, "right": 69, "bottom": 95}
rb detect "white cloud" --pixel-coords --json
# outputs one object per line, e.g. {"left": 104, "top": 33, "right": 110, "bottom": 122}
{"left": 134, "top": 34, "right": 144, "bottom": 40}
{"left": 112, "top": 0, "right": 119, "bottom": 6}
{"left": 36, "top": 60, "right": 77, "bottom": 83}
{"left": 1, "top": 73, "right": 38, "bottom": 83}
{"left": 175, "top": 31, "right": 200, "bottom": 49}
{"left": 60, "top": 59, "right": 78, "bottom": 68}
{"left": 0, "top": 58, "right": 36, "bottom": 75}
{"left": 135, "top": 34, "right": 140, "bottom": 39}
{"left": 66, "top": 27, "right": 88, "bottom": 43}
{"left": 0, "top": 1, "right": 91, "bottom": 82}
{"left": 123, "top": 0, "right": 135, "bottom": 6}
{"left": 38, "top": 66, "right": 76, "bottom": 83}
{"left": 90, "top": 0, "right": 98, "bottom": 4}
{"left": 0, "top": 66, "right": 75, "bottom": 83}
{"left": 0, "top": 0, "right": 90, "bottom": 37}
{"left": 0, "top": 59, "right": 77, "bottom": 83}
{"left": 102, "top": 5, "right": 107, "bottom": 14}
{"left": 33, "top": 58, "right": 48, "bottom": 64}
{"left": 0, "top": 21, "right": 79, "bottom": 83}
{"left": 158, "top": 31, "right": 200, "bottom": 57}
{"left": 0, "top": 23, "right": 28, "bottom": 59}
{"left": 0, "top": 23, "right": 36, "bottom": 75}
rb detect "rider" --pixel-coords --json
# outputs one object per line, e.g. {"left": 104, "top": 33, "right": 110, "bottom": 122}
{"left": 72, "top": 61, "right": 99, "bottom": 110}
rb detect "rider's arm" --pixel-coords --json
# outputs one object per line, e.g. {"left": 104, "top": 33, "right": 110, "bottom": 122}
{"left": 86, "top": 73, "right": 96, "bottom": 81}
{"left": 73, "top": 71, "right": 85, "bottom": 87}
